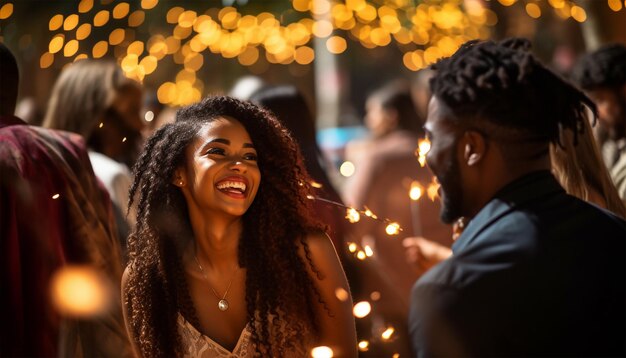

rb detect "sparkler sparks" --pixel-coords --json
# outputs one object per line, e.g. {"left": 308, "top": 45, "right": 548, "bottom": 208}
{"left": 311, "top": 196, "right": 403, "bottom": 235}
{"left": 385, "top": 222, "right": 401, "bottom": 236}
{"left": 416, "top": 138, "right": 431, "bottom": 167}
{"left": 427, "top": 177, "right": 440, "bottom": 201}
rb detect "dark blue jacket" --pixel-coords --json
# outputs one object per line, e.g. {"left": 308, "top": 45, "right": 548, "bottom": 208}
{"left": 409, "top": 171, "right": 626, "bottom": 357}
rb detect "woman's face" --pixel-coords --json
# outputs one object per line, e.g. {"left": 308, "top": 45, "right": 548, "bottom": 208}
{"left": 176, "top": 117, "right": 261, "bottom": 218}
{"left": 365, "top": 97, "right": 397, "bottom": 137}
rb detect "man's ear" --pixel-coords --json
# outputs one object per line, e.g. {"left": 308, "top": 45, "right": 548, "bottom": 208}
{"left": 462, "top": 131, "right": 487, "bottom": 166}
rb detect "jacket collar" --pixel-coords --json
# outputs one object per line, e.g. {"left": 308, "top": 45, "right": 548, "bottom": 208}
{"left": 452, "top": 170, "right": 564, "bottom": 253}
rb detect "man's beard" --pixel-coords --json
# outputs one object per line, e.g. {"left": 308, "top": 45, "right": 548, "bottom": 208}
{"left": 437, "top": 157, "right": 464, "bottom": 225}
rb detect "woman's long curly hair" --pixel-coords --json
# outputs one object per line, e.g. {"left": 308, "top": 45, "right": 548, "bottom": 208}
{"left": 125, "top": 96, "right": 327, "bottom": 357}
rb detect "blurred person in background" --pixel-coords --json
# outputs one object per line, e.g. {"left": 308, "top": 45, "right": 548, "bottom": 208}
{"left": 342, "top": 80, "right": 451, "bottom": 356}
{"left": 409, "top": 38, "right": 625, "bottom": 357}
{"left": 573, "top": 44, "right": 626, "bottom": 203}
{"left": 0, "top": 43, "right": 130, "bottom": 357}
{"left": 43, "top": 59, "right": 144, "bottom": 259}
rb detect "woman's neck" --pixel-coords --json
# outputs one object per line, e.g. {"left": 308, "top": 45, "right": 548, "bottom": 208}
{"left": 188, "top": 211, "right": 242, "bottom": 271}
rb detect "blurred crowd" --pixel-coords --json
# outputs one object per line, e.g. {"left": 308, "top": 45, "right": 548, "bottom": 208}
{"left": 1, "top": 37, "right": 625, "bottom": 357}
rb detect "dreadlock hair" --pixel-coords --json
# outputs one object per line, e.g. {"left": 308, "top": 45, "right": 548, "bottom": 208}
{"left": 430, "top": 38, "right": 597, "bottom": 161}
{"left": 125, "top": 96, "right": 327, "bottom": 357}
{"left": 573, "top": 43, "right": 626, "bottom": 90}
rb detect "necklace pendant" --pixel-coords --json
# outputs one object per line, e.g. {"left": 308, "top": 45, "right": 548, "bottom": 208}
{"left": 218, "top": 299, "right": 229, "bottom": 311}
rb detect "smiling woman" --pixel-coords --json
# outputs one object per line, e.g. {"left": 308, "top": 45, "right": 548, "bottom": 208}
{"left": 122, "top": 96, "right": 357, "bottom": 357}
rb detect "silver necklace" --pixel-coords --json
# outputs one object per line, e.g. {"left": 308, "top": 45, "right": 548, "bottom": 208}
{"left": 193, "top": 254, "right": 238, "bottom": 311}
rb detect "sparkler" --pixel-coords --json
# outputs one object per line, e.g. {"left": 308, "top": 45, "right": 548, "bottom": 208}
{"left": 310, "top": 196, "right": 403, "bottom": 236}
{"left": 416, "top": 138, "right": 431, "bottom": 167}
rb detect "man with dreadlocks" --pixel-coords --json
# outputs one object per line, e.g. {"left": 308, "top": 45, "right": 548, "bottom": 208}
{"left": 408, "top": 38, "right": 626, "bottom": 357}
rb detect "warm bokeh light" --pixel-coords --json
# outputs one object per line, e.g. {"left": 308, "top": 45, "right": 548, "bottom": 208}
{"left": 348, "top": 242, "right": 358, "bottom": 253}
{"left": 571, "top": 5, "right": 587, "bottom": 22}
{"left": 385, "top": 222, "right": 401, "bottom": 235}
{"left": 310, "top": 181, "right": 323, "bottom": 189}
{"left": 128, "top": 10, "right": 146, "bottom": 27}
{"left": 78, "top": 0, "right": 94, "bottom": 14}
{"left": 364, "top": 245, "right": 373, "bottom": 257}
{"left": 498, "top": 0, "right": 517, "bottom": 6}
{"left": 608, "top": 0, "right": 623, "bottom": 11}
{"left": 0, "top": 2, "right": 13, "bottom": 20}
{"left": 92, "top": 41, "right": 108, "bottom": 58}
{"left": 141, "top": 0, "right": 159, "bottom": 10}
{"left": 427, "top": 177, "right": 440, "bottom": 201}
{"left": 356, "top": 250, "right": 366, "bottom": 260}
{"left": 93, "top": 10, "right": 110, "bottom": 27}
{"left": 339, "top": 161, "right": 355, "bottom": 177}
{"left": 63, "top": 40, "right": 79, "bottom": 57}
{"left": 50, "top": 265, "right": 111, "bottom": 317}
{"left": 311, "top": 346, "right": 334, "bottom": 358}
{"left": 52, "top": 193, "right": 60, "bottom": 199}
{"left": 345, "top": 208, "right": 361, "bottom": 223}
{"left": 40, "top": 52, "right": 54, "bottom": 69}
{"left": 381, "top": 326, "right": 395, "bottom": 340}
{"left": 113, "top": 2, "right": 130, "bottom": 19}
{"left": 353, "top": 301, "right": 372, "bottom": 318}
{"left": 76, "top": 23, "right": 92, "bottom": 41}
{"left": 335, "top": 287, "right": 349, "bottom": 302}
{"left": 370, "top": 291, "right": 381, "bottom": 301}
{"left": 525, "top": 3, "right": 542, "bottom": 18}
{"left": 409, "top": 181, "right": 423, "bottom": 201}
{"left": 358, "top": 340, "right": 370, "bottom": 351}
{"left": 49, "top": 14, "right": 63, "bottom": 31}
{"left": 326, "top": 36, "right": 347, "bottom": 54}
{"left": 49, "top": 34, "right": 65, "bottom": 54}
{"left": 63, "top": 14, "right": 79, "bottom": 31}
{"left": 417, "top": 138, "right": 431, "bottom": 167}
{"left": 295, "top": 46, "right": 315, "bottom": 65}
